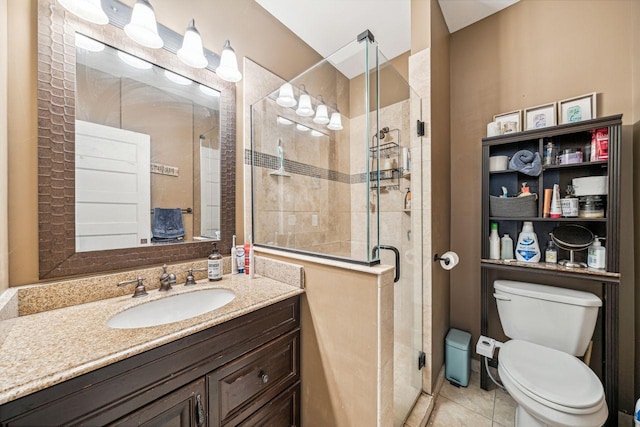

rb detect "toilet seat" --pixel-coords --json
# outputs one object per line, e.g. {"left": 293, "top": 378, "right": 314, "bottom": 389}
{"left": 499, "top": 340, "right": 605, "bottom": 413}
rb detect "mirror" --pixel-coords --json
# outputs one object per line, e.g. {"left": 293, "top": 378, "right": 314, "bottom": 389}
{"left": 37, "top": 0, "right": 236, "bottom": 279}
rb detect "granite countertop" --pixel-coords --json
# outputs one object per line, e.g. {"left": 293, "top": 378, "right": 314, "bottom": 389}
{"left": 0, "top": 273, "right": 304, "bottom": 405}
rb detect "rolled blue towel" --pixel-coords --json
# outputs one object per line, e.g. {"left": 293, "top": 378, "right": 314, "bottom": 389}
{"left": 508, "top": 150, "right": 542, "bottom": 176}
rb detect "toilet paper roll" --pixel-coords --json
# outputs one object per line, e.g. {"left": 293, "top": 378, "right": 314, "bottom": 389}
{"left": 440, "top": 251, "right": 460, "bottom": 270}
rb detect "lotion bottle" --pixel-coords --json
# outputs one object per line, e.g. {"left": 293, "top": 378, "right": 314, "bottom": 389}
{"left": 489, "top": 223, "right": 501, "bottom": 260}
{"left": 208, "top": 242, "right": 223, "bottom": 281}
{"left": 515, "top": 221, "right": 541, "bottom": 263}
{"left": 587, "top": 236, "right": 606, "bottom": 269}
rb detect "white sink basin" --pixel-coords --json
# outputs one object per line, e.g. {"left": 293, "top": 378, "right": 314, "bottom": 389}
{"left": 108, "top": 289, "right": 236, "bottom": 329}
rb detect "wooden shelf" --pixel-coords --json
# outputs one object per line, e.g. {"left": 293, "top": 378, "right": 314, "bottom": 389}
{"left": 481, "top": 259, "right": 620, "bottom": 283}
{"left": 542, "top": 160, "right": 607, "bottom": 171}
{"left": 489, "top": 217, "right": 606, "bottom": 222}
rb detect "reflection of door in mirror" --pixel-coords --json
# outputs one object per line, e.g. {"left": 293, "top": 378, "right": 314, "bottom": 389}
{"left": 75, "top": 121, "right": 151, "bottom": 252}
{"left": 75, "top": 36, "right": 221, "bottom": 250}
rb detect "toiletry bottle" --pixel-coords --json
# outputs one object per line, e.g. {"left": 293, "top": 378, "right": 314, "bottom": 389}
{"left": 517, "top": 182, "right": 532, "bottom": 197}
{"left": 550, "top": 184, "right": 562, "bottom": 218}
{"left": 404, "top": 188, "right": 411, "bottom": 210}
{"left": 561, "top": 185, "right": 579, "bottom": 217}
{"left": 231, "top": 235, "right": 238, "bottom": 274}
{"left": 236, "top": 245, "right": 245, "bottom": 274}
{"left": 208, "top": 242, "right": 223, "bottom": 281}
{"left": 501, "top": 234, "right": 514, "bottom": 260}
{"left": 545, "top": 235, "right": 557, "bottom": 264}
{"left": 515, "top": 221, "right": 541, "bottom": 262}
{"left": 587, "top": 236, "right": 606, "bottom": 269}
{"left": 489, "top": 223, "right": 501, "bottom": 260}
{"left": 244, "top": 242, "right": 251, "bottom": 275}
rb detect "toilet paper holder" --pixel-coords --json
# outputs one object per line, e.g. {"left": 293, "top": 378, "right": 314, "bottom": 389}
{"left": 433, "top": 253, "right": 451, "bottom": 265}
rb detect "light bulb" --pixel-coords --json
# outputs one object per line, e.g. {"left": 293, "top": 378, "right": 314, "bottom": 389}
{"left": 117, "top": 51, "right": 152, "bottom": 69}
{"left": 124, "top": 0, "right": 163, "bottom": 49}
{"left": 58, "top": 0, "right": 108, "bottom": 25}
{"left": 215, "top": 40, "right": 242, "bottom": 82}
{"left": 276, "top": 83, "right": 297, "bottom": 108}
{"left": 313, "top": 104, "right": 330, "bottom": 124}
{"left": 177, "top": 19, "right": 208, "bottom": 69}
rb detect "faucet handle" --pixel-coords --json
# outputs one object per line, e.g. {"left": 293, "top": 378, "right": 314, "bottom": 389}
{"left": 118, "top": 277, "right": 148, "bottom": 298}
{"left": 185, "top": 268, "right": 207, "bottom": 286}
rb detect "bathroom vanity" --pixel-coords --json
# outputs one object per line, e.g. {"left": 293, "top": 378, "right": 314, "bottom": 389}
{"left": 0, "top": 272, "right": 303, "bottom": 427}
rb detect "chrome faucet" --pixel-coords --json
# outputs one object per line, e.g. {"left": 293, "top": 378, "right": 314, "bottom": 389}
{"left": 118, "top": 277, "right": 148, "bottom": 298}
{"left": 185, "top": 268, "right": 207, "bottom": 286}
{"left": 159, "top": 264, "right": 176, "bottom": 292}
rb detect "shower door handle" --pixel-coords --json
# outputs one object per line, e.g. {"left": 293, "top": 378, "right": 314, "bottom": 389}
{"left": 372, "top": 245, "right": 400, "bottom": 283}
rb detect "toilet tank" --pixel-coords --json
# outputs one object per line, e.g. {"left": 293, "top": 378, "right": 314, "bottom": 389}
{"left": 493, "top": 280, "right": 601, "bottom": 356}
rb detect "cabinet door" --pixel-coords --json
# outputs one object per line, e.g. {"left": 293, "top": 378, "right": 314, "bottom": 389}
{"left": 108, "top": 378, "right": 207, "bottom": 427}
{"left": 235, "top": 383, "right": 300, "bottom": 427}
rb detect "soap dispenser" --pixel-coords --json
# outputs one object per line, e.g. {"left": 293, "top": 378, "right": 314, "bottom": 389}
{"left": 587, "top": 236, "right": 606, "bottom": 269}
{"left": 208, "top": 242, "right": 223, "bottom": 281}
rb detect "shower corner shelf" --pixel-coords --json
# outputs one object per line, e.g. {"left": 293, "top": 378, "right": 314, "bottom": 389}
{"left": 269, "top": 169, "right": 291, "bottom": 177}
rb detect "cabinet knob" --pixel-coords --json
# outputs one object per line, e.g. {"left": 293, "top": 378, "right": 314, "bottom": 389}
{"left": 259, "top": 371, "right": 269, "bottom": 384}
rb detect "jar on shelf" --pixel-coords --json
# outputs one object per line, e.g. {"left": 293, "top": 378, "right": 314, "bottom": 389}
{"left": 578, "top": 195, "right": 605, "bottom": 218}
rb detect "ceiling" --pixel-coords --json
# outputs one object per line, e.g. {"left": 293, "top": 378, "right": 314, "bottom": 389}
{"left": 255, "top": 0, "right": 519, "bottom": 77}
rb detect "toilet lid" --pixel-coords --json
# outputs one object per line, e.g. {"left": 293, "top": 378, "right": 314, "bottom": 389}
{"left": 499, "top": 340, "right": 604, "bottom": 410}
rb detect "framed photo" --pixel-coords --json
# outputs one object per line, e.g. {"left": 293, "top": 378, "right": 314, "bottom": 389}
{"left": 524, "top": 103, "right": 556, "bottom": 130}
{"left": 493, "top": 110, "right": 522, "bottom": 134}
{"left": 558, "top": 93, "right": 596, "bottom": 124}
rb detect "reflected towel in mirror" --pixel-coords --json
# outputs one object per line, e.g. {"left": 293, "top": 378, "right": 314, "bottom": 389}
{"left": 152, "top": 208, "right": 185, "bottom": 241}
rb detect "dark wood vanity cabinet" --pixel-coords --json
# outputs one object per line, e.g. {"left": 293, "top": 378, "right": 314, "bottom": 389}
{"left": 0, "top": 297, "right": 300, "bottom": 427}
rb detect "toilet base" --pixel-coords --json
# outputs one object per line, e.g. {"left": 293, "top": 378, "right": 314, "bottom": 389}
{"left": 516, "top": 405, "right": 549, "bottom": 427}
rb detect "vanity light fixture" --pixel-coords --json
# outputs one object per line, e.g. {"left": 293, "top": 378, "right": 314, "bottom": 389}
{"left": 277, "top": 116, "right": 294, "bottom": 125}
{"left": 311, "top": 130, "right": 325, "bottom": 137}
{"left": 327, "top": 111, "right": 343, "bottom": 131}
{"left": 295, "top": 85, "right": 314, "bottom": 117}
{"left": 117, "top": 51, "right": 152, "bottom": 69}
{"left": 75, "top": 33, "right": 105, "bottom": 52}
{"left": 296, "top": 124, "right": 310, "bottom": 132}
{"left": 276, "top": 83, "right": 297, "bottom": 108}
{"left": 215, "top": 40, "right": 242, "bottom": 82}
{"left": 124, "top": 0, "right": 163, "bottom": 49}
{"left": 57, "top": 0, "right": 108, "bottom": 25}
{"left": 177, "top": 19, "right": 208, "bottom": 69}
{"left": 164, "top": 70, "right": 192, "bottom": 86}
{"left": 313, "top": 96, "right": 330, "bottom": 124}
{"left": 199, "top": 84, "right": 220, "bottom": 97}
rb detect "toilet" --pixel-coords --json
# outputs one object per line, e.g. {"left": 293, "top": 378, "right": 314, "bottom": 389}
{"left": 493, "top": 280, "right": 608, "bottom": 427}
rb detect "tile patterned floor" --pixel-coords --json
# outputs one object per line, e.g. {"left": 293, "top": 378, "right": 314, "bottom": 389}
{"left": 427, "top": 370, "right": 517, "bottom": 427}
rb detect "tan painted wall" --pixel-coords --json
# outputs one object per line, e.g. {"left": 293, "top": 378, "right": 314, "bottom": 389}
{"left": 633, "top": 0, "right": 640, "bottom": 405}
{"left": 428, "top": 0, "right": 451, "bottom": 392}
{"left": 449, "top": 0, "right": 636, "bottom": 413}
{"left": 0, "top": 0, "right": 8, "bottom": 292}
{"left": 7, "top": 0, "right": 321, "bottom": 286}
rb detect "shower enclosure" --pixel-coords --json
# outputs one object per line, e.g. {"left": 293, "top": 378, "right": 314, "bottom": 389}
{"left": 251, "top": 32, "right": 424, "bottom": 426}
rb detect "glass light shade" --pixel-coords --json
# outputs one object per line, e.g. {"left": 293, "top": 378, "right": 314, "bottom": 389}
{"left": 313, "top": 104, "right": 330, "bottom": 124}
{"left": 75, "top": 33, "right": 105, "bottom": 52}
{"left": 327, "top": 112, "right": 343, "bottom": 130}
{"left": 215, "top": 40, "right": 242, "bottom": 82}
{"left": 296, "top": 94, "right": 314, "bottom": 117}
{"left": 311, "top": 130, "right": 324, "bottom": 137}
{"left": 296, "top": 124, "right": 309, "bottom": 132}
{"left": 124, "top": 0, "right": 163, "bottom": 49}
{"left": 277, "top": 116, "right": 293, "bottom": 125}
{"left": 177, "top": 19, "right": 208, "bottom": 69}
{"left": 117, "top": 51, "right": 152, "bottom": 69}
{"left": 199, "top": 84, "right": 220, "bottom": 97}
{"left": 276, "top": 83, "right": 297, "bottom": 108}
{"left": 164, "top": 70, "right": 192, "bottom": 86}
{"left": 58, "top": 0, "right": 108, "bottom": 25}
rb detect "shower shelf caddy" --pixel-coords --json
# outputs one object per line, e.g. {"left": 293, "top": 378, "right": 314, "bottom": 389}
{"left": 480, "top": 114, "right": 622, "bottom": 426}
{"left": 369, "top": 141, "right": 402, "bottom": 190}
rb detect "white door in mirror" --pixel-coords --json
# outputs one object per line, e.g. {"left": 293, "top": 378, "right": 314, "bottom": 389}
{"left": 107, "top": 289, "right": 235, "bottom": 329}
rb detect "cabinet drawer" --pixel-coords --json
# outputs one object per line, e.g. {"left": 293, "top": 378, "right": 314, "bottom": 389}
{"left": 237, "top": 382, "right": 300, "bottom": 427}
{"left": 209, "top": 330, "right": 299, "bottom": 426}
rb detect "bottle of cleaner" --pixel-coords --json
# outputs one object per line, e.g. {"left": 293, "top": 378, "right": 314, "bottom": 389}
{"left": 231, "top": 235, "right": 238, "bottom": 274}
{"left": 208, "top": 242, "right": 223, "bottom": 281}
{"left": 587, "top": 236, "right": 606, "bottom": 269}
{"left": 404, "top": 188, "right": 411, "bottom": 210}
{"left": 489, "top": 223, "right": 501, "bottom": 260}
{"left": 634, "top": 397, "right": 640, "bottom": 426}
{"left": 501, "top": 234, "right": 514, "bottom": 260}
{"left": 515, "top": 221, "right": 541, "bottom": 262}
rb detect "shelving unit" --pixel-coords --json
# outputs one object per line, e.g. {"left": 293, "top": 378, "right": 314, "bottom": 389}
{"left": 480, "top": 115, "right": 621, "bottom": 426}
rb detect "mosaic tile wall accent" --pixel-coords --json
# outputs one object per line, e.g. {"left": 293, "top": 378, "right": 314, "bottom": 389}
{"left": 245, "top": 149, "right": 352, "bottom": 183}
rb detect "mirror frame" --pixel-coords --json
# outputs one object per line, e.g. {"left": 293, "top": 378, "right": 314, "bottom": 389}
{"left": 37, "top": 0, "right": 236, "bottom": 279}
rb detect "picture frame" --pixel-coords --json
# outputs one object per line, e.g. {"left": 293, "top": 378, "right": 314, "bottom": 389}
{"left": 558, "top": 93, "right": 597, "bottom": 124}
{"left": 493, "top": 110, "right": 522, "bottom": 134}
{"left": 524, "top": 102, "right": 557, "bottom": 130}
